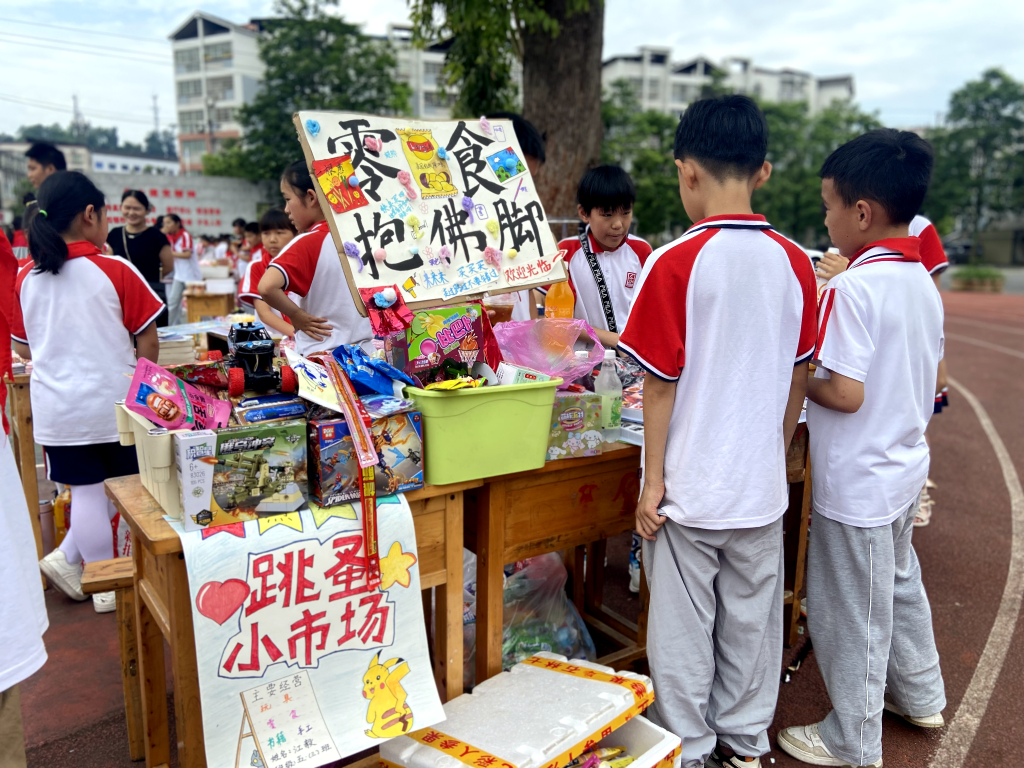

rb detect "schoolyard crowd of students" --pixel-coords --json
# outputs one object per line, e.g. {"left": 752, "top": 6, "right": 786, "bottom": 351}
{"left": 1, "top": 96, "right": 951, "bottom": 768}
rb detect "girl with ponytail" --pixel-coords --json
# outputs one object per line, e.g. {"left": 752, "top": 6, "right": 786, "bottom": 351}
{"left": 16, "top": 172, "right": 166, "bottom": 614}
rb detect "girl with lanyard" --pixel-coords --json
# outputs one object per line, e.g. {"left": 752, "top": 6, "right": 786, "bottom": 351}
{"left": 258, "top": 160, "right": 372, "bottom": 356}
{"left": 17, "top": 172, "right": 164, "bottom": 614}
{"left": 107, "top": 189, "right": 173, "bottom": 326}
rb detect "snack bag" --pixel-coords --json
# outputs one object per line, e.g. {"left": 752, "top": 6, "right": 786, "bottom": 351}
{"left": 311, "top": 155, "right": 369, "bottom": 214}
{"left": 126, "top": 358, "right": 231, "bottom": 431}
{"left": 166, "top": 359, "right": 229, "bottom": 389}
{"left": 405, "top": 304, "right": 484, "bottom": 375}
{"left": 547, "top": 393, "right": 603, "bottom": 460}
{"left": 397, "top": 127, "right": 458, "bottom": 199}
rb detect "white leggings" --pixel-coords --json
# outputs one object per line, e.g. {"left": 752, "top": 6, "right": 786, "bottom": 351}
{"left": 58, "top": 482, "right": 116, "bottom": 564}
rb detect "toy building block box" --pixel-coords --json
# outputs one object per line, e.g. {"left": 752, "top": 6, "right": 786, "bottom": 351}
{"left": 547, "top": 392, "right": 603, "bottom": 461}
{"left": 308, "top": 413, "right": 424, "bottom": 508}
{"left": 176, "top": 419, "right": 308, "bottom": 532}
{"left": 404, "top": 304, "right": 484, "bottom": 375}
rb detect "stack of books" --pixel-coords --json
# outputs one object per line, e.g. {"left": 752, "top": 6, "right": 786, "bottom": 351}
{"left": 157, "top": 334, "right": 196, "bottom": 366}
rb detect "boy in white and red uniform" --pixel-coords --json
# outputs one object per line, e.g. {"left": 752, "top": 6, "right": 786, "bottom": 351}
{"left": 778, "top": 129, "right": 946, "bottom": 768}
{"left": 163, "top": 213, "right": 199, "bottom": 326}
{"left": 240, "top": 208, "right": 297, "bottom": 336}
{"left": 620, "top": 95, "right": 817, "bottom": 768}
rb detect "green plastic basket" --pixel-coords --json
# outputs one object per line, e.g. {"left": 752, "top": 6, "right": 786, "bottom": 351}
{"left": 405, "top": 378, "right": 563, "bottom": 485}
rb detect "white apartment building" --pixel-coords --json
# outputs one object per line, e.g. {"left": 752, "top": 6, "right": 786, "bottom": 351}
{"left": 169, "top": 12, "right": 265, "bottom": 174}
{"left": 602, "top": 46, "right": 855, "bottom": 116}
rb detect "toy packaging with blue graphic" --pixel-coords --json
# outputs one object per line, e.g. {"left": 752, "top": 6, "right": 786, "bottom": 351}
{"left": 547, "top": 393, "right": 603, "bottom": 460}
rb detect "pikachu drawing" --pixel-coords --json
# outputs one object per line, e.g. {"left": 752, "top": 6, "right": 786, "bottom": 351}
{"left": 362, "top": 653, "right": 414, "bottom": 738}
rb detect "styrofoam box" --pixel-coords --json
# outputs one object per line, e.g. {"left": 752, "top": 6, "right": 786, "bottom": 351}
{"left": 594, "top": 716, "right": 681, "bottom": 768}
{"left": 200, "top": 265, "right": 231, "bottom": 279}
{"left": 115, "top": 402, "right": 189, "bottom": 519}
{"left": 382, "top": 653, "right": 655, "bottom": 768}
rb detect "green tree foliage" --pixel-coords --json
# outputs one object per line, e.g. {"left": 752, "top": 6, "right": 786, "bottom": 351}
{"left": 145, "top": 129, "right": 179, "bottom": 160}
{"left": 204, "top": 0, "right": 410, "bottom": 181}
{"left": 12, "top": 121, "right": 177, "bottom": 159}
{"left": 923, "top": 68, "right": 1024, "bottom": 254}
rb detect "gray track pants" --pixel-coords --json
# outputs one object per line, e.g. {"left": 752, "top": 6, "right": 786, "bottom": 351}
{"left": 643, "top": 518, "right": 784, "bottom": 768}
{"left": 808, "top": 504, "right": 946, "bottom": 766}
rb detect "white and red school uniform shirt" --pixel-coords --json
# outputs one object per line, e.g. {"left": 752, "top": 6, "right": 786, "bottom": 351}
{"left": 169, "top": 229, "right": 201, "bottom": 283}
{"left": 619, "top": 214, "right": 817, "bottom": 530}
{"left": 268, "top": 221, "right": 373, "bottom": 356}
{"left": 557, "top": 230, "right": 653, "bottom": 332}
{"left": 808, "top": 237, "right": 943, "bottom": 527}
{"left": 240, "top": 245, "right": 299, "bottom": 322}
{"left": 12, "top": 241, "right": 164, "bottom": 446}
{"left": 909, "top": 215, "right": 949, "bottom": 276}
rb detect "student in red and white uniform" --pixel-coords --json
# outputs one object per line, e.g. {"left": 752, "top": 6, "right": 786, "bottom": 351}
{"left": 556, "top": 166, "right": 652, "bottom": 349}
{"left": 778, "top": 130, "right": 947, "bottom": 768}
{"left": 620, "top": 96, "right": 816, "bottom": 768}
{"left": 240, "top": 208, "right": 297, "bottom": 336}
{"left": 259, "top": 161, "right": 372, "bottom": 356}
{"left": 162, "top": 213, "right": 199, "bottom": 326}
{"left": 14, "top": 172, "right": 163, "bottom": 615}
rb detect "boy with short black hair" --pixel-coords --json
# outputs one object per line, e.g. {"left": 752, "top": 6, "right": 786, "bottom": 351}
{"left": 777, "top": 129, "right": 946, "bottom": 768}
{"left": 619, "top": 94, "right": 817, "bottom": 768}
{"left": 25, "top": 142, "right": 66, "bottom": 189}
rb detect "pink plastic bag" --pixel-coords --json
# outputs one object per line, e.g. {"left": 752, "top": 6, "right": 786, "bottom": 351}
{"left": 126, "top": 358, "right": 232, "bottom": 431}
{"left": 492, "top": 318, "right": 605, "bottom": 386}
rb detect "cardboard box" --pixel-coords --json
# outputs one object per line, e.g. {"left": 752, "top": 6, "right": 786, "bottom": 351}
{"left": 175, "top": 420, "right": 308, "bottom": 532}
{"left": 547, "top": 393, "right": 603, "bottom": 460}
{"left": 309, "top": 412, "right": 425, "bottom": 507}
{"left": 404, "top": 304, "right": 484, "bottom": 375}
{"left": 495, "top": 362, "right": 552, "bottom": 386}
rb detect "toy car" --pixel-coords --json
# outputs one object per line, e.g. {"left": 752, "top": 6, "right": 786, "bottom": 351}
{"left": 223, "top": 322, "right": 297, "bottom": 398}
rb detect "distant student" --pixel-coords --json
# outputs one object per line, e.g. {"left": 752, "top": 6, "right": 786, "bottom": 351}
{"left": 777, "top": 130, "right": 946, "bottom": 768}
{"left": 241, "top": 208, "right": 297, "bottom": 336}
{"left": 259, "top": 160, "right": 372, "bottom": 355}
{"left": 11, "top": 216, "right": 29, "bottom": 266}
{"left": 619, "top": 95, "right": 817, "bottom": 768}
{"left": 237, "top": 221, "right": 261, "bottom": 279}
{"left": 163, "top": 213, "right": 200, "bottom": 326}
{"left": 18, "top": 172, "right": 163, "bottom": 614}
{"left": 25, "top": 142, "right": 66, "bottom": 189}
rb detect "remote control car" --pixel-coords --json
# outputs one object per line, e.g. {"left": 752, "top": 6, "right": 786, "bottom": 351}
{"left": 224, "top": 321, "right": 297, "bottom": 398}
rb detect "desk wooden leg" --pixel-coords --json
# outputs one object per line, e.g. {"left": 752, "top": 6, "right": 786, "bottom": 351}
{"left": 168, "top": 554, "right": 205, "bottom": 768}
{"left": 117, "top": 588, "right": 145, "bottom": 761}
{"left": 475, "top": 481, "right": 506, "bottom": 685}
{"left": 135, "top": 576, "right": 170, "bottom": 767}
{"left": 434, "top": 492, "right": 464, "bottom": 700}
{"left": 787, "top": 457, "right": 813, "bottom": 647}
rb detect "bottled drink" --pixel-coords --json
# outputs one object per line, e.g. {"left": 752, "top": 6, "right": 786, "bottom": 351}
{"left": 594, "top": 349, "right": 622, "bottom": 442}
{"left": 544, "top": 280, "right": 574, "bottom": 318}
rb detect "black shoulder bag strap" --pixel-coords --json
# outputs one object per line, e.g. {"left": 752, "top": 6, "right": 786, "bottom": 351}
{"left": 578, "top": 229, "right": 617, "bottom": 333}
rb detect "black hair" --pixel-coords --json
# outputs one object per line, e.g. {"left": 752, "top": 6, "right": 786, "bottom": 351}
{"left": 243, "top": 221, "right": 260, "bottom": 235}
{"left": 487, "top": 111, "right": 546, "bottom": 165}
{"left": 25, "top": 142, "right": 67, "bottom": 171}
{"left": 281, "top": 160, "right": 316, "bottom": 196}
{"left": 819, "top": 129, "right": 934, "bottom": 225}
{"left": 164, "top": 213, "right": 182, "bottom": 226}
{"left": 12, "top": 215, "right": 22, "bottom": 230}
{"left": 576, "top": 165, "right": 636, "bottom": 214}
{"left": 260, "top": 208, "right": 297, "bottom": 234}
{"left": 232, "top": 217, "right": 246, "bottom": 228}
{"left": 26, "top": 171, "right": 105, "bottom": 275}
{"left": 22, "top": 191, "right": 36, "bottom": 206}
{"left": 121, "top": 188, "right": 151, "bottom": 210}
{"left": 674, "top": 95, "right": 769, "bottom": 181}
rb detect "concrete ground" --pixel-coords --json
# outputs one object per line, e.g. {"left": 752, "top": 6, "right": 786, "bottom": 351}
{"left": 17, "top": 291, "right": 1024, "bottom": 767}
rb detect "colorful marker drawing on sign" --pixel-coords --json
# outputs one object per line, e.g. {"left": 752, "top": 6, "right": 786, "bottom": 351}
{"left": 396, "top": 128, "right": 457, "bottom": 200}
{"left": 486, "top": 146, "right": 527, "bottom": 183}
{"left": 312, "top": 156, "right": 369, "bottom": 214}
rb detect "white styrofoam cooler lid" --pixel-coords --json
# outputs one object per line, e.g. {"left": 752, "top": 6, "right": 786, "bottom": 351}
{"left": 382, "top": 653, "right": 655, "bottom": 768}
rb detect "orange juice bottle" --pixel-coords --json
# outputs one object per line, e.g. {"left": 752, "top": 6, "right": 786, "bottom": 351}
{"left": 544, "top": 281, "right": 574, "bottom": 318}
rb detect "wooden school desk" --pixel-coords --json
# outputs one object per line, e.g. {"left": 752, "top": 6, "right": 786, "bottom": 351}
{"left": 6, "top": 373, "right": 45, "bottom": 572}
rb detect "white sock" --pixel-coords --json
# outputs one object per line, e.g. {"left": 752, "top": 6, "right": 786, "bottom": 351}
{"left": 59, "top": 482, "right": 116, "bottom": 564}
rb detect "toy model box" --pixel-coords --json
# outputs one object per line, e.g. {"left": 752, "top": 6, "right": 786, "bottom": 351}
{"left": 547, "top": 393, "right": 603, "bottom": 460}
{"left": 401, "top": 304, "right": 484, "bottom": 375}
{"left": 175, "top": 419, "right": 307, "bottom": 532}
{"left": 309, "top": 412, "right": 425, "bottom": 507}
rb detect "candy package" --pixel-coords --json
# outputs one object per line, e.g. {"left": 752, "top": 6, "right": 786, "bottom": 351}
{"left": 359, "top": 393, "right": 415, "bottom": 419}
{"left": 166, "top": 359, "right": 229, "bottom": 389}
{"left": 127, "top": 358, "right": 231, "bottom": 431}
{"left": 332, "top": 344, "right": 414, "bottom": 396}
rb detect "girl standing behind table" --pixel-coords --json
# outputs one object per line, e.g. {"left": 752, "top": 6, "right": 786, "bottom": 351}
{"left": 258, "top": 160, "right": 372, "bottom": 356}
{"left": 106, "top": 189, "right": 174, "bottom": 327}
{"left": 17, "top": 172, "right": 164, "bottom": 615}
{"left": 239, "top": 208, "right": 297, "bottom": 336}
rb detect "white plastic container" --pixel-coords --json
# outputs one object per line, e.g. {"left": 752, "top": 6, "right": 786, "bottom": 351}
{"left": 593, "top": 716, "right": 681, "bottom": 768}
{"left": 382, "top": 652, "right": 655, "bottom": 768}
{"left": 200, "top": 265, "right": 231, "bottom": 279}
{"left": 115, "top": 402, "right": 188, "bottom": 519}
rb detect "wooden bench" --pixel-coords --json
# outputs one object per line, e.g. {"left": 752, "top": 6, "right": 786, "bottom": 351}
{"left": 82, "top": 558, "right": 144, "bottom": 762}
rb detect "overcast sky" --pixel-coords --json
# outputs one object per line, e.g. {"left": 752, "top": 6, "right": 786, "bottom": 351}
{"left": 1, "top": 0, "right": 1021, "bottom": 145}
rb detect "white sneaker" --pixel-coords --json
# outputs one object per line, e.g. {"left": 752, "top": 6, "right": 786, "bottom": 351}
{"left": 628, "top": 562, "right": 640, "bottom": 594}
{"left": 777, "top": 722, "right": 882, "bottom": 767}
{"left": 93, "top": 591, "right": 116, "bottom": 614}
{"left": 883, "top": 695, "right": 944, "bottom": 728}
{"left": 39, "top": 550, "right": 87, "bottom": 601}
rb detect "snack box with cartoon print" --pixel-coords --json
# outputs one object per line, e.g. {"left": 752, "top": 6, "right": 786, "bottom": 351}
{"left": 308, "top": 412, "right": 424, "bottom": 507}
{"left": 404, "top": 304, "right": 484, "bottom": 374}
{"left": 175, "top": 419, "right": 307, "bottom": 532}
{"left": 547, "top": 392, "right": 603, "bottom": 460}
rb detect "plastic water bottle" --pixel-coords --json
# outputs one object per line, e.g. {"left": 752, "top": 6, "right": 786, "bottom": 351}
{"left": 594, "top": 349, "right": 622, "bottom": 442}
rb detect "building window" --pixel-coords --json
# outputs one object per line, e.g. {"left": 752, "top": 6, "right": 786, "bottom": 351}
{"left": 204, "top": 42, "right": 232, "bottom": 65}
{"left": 180, "top": 139, "right": 208, "bottom": 160}
{"left": 423, "top": 61, "right": 443, "bottom": 88}
{"left": 206, "top": 75, "right": 234, "bottom": 102}
{"left": 175, "top": 48, "right": 200, "bottom": 74}
{"left": 179, "top": 109, "right": 205, "bottom": 134}
{"left": 647, "top": 78, "right": 661, "bottom": 100}
{"left": 177, "top": 79, "right": 203, "bottom": 105}
{"left": 423, "top": 91, "right": 454, "bottom": 111}
{"left": 672, "top": 83, "right": 695, "bottom": 103}
{"left": 628, "top": 78, "right": 643, "bottom": 97}
{"left": 214, "top": 107, "right": 236, "bottom": 124}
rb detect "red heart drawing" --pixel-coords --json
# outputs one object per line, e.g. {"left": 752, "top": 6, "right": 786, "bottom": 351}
{"left": 196, "top": 579, "right": 250, "bottom": 625}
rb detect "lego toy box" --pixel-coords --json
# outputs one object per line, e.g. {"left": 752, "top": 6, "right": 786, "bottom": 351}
{"left": 403, "top": 304, "right": 484, "bottom": 375}
{"left": 546, "top": 393, "right": 603, "bottom": 461}
{"left": 175, "top": 419, "right": 307, "bottom": 532}
{"left": 309, "top": 412, "right": 424, "bottom": 507}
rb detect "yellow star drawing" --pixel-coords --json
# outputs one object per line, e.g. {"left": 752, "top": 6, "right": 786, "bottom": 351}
{"left": 379, "top": 541, "right": 417, "bottom": 590}
{"left": 257, "top": 512, "right": 303, "bottom": 535}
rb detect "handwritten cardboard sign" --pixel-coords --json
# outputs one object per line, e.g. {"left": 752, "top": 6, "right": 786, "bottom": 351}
{"left": 293, "top": 112, "right": 566, "bottom": 315}
{"left": 172, "top": 496, "right": 443, "bottom": 767}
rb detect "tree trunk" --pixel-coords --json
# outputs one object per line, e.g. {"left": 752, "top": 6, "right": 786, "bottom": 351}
{"left": 522, "top": 0, "right": 605, "bottom": 220}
